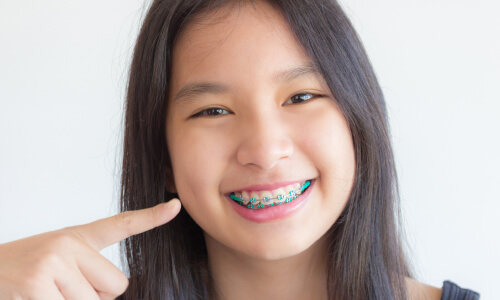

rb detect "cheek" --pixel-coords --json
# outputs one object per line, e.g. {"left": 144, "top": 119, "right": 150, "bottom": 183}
{"left": 168, "top": 127, "right": 230, "bottom": 209}
{"left": 299, "top": 103, "right": 355, "bottom": 182}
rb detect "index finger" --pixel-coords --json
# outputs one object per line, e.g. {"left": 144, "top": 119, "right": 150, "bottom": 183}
{"left": 75, "top": 198, "right": 181, "bottom": 251}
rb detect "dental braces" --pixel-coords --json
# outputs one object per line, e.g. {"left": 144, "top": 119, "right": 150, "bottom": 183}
{"left": 230, "top": 180, "right": 311, "bottom": 209}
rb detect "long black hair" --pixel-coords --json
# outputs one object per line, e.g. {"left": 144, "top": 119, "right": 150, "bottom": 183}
{"left": 120, "top": 0, "right": 411, "bottom": 299}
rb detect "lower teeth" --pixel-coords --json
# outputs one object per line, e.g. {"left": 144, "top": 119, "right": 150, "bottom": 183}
{"left": 230, "top": 180, "right": 311, "bottom": 210}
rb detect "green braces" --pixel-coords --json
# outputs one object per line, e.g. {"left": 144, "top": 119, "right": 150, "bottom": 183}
{"left": 229, "top": 180, "right": 311, "bottom": 208}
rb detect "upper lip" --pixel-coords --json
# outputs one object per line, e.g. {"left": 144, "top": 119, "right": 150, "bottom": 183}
{"left": 223, "top": 178, "right": 314, "bottom": 195}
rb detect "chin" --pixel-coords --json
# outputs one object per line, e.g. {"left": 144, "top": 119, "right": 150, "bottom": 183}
{"left": 239, "top": 230, "right": 321, "bottom": 262}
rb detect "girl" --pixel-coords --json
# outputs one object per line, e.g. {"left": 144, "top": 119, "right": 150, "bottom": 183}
{"left": 0, "top": 0, "right": 481, "bottom": 299}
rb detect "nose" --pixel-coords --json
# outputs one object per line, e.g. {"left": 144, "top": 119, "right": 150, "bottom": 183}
{"left": 236, "top": 113, "right": 294, "bottom": 170}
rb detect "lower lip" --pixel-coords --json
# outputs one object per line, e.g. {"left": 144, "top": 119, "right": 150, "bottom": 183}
{"left": 226, "top": 179, "right": 315, "bottom": 223}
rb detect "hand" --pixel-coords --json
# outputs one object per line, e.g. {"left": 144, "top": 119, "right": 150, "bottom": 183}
{"left": 0, "top": 198, "right": 181, "bottom": 300}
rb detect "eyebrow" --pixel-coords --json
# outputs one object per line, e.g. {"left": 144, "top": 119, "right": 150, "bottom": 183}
{"left": 173, "top": 62, "right": 321, "bottom": 104}
{"left": 274, "top": 62, "right": 321, "bottom": 83}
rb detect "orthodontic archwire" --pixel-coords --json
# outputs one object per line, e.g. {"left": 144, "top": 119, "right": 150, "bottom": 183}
{"left": 229, "top": 180, "right": 311, "bottom": 204}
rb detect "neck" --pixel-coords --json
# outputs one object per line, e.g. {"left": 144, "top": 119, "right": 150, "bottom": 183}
{"left": 205, "top": 234, "right": 329, "bottom": 300}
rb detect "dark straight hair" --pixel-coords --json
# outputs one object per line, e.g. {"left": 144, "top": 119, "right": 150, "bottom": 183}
{"left": 120, "top": 0, "right": 411, "bottom": 299}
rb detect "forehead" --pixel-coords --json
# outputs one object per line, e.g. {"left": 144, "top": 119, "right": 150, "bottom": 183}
{"left": 169, "top": 2, "right": 314, "bottom": 94}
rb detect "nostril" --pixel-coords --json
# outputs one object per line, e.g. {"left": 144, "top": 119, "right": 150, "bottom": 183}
{"left": 236, "top": 138, "right": 294, "bottom": 170}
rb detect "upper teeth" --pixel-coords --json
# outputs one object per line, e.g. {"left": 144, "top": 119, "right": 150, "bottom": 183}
{"left": 230, "top": 180, "right": 310, "bottom": 206}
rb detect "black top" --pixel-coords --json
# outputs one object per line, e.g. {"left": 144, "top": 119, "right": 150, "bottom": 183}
{"left": 441, "top": 280, "right": 480, "bottom": 300}
{"left": 117, "top": 280, "right": 480, "bottom": 299}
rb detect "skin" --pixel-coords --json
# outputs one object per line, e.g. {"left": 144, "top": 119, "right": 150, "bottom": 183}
{"left": 166, "top": 3, "right": 354, "bottom": 300}
{"left": 407, "top": 278, "right": 443, "bottom": 300}
{"left": 0, "top": 199, "right": 181, "bottom": 299}
{"left": 166, "top": 2, "right": 442, "bottom": 300}
{"left": 0, "top": 2, "right": 441, "bottom": 299}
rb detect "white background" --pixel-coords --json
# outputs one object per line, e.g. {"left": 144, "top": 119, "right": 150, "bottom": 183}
{"left": 1, "top": 0, "right": 498, "bottom": 298}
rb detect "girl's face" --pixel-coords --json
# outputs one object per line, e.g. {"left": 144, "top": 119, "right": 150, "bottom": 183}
{"left": 166, "top": 3, "right": 355, "bottom": 260}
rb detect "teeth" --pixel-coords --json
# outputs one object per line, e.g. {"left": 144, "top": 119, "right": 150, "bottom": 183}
{"left": 272, "top": 187, "right": 286, "bottom": 205}
{"left": 284, "top": 185, "right": 294, "bottom": 203}
{"left": 230, "top": 180, "right": 311, "bottom": 209}
{"left": 249, "top": 191, "right": 260, "bottom": 204}
{"left": 260, "top": 191, "right": 273, "bottom": 204}
{"left": 241, "top": 191, "right": 250, "bottom": 205}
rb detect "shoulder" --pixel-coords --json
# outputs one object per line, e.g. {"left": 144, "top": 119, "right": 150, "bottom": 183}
{"left": 440, "top": 280, "right": 480, "bottom": 300}
{"left": 406, "top": 277, "right": 442, "bottom": 300}
{"left": 405, "top": 278, "right": 480, "bottom": 300}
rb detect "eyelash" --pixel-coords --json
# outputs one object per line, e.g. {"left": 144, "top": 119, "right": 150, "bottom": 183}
{"left": 191, "top": 107, "right": 230, "bottom": 118}
{"left": 282, "top": 93, "right": 320, "bottom": 105}
{"left": 190, "top": 93, "right": 321, "bottom": 118}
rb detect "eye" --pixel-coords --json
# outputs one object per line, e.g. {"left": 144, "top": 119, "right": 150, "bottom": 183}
{"left": 282, "top": 93, "right": 321, "bottom": 106}
{"left": 191, "top": 107, "right": 231, "bottom": 118}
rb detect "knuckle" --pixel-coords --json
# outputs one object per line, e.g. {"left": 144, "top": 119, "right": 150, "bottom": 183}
{"left": 101, "top": 272, "right": 129, "bottom": 296}
{"left": 115, "top": 273, "right": 129, "bottom": 295}
{"left": 23, "top": 237, "right": 71, "bottom": 287}
{"left": 40, "top": 251, "right": 62, "bottom": 268}
{"left": 30, "top": 253, "right": 60, "bottom": 280}
{"left": 49, "top": 231, "right": 79, "bottom": 249}
{"left": 150, "top": 205, "right": 160, "bottom": 221}
{"left": 114, "top": 211, "right": 134, "bottom": 233}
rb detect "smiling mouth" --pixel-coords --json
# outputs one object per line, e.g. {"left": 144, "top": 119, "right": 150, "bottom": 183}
{"left": 228, "top": 180, "right": 311, "bottom": 210}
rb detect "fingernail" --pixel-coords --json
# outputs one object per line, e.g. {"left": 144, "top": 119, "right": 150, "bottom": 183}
{"left": 164, "top": 198, "right": 181, "bottom": 211}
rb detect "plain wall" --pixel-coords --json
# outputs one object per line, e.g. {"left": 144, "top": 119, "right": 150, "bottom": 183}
{"left": 1, "top": 0, "right": 498, "bottom": 298}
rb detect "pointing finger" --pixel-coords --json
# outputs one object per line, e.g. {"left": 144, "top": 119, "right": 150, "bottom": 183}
{"left": 75, "top": 198, "right": 181, "bottom": 251}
